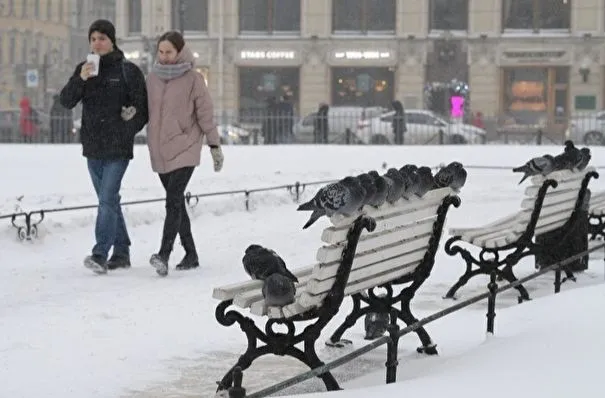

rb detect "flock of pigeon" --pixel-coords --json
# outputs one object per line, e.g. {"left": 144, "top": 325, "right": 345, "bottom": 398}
{"left": 235, "top": 140, "right": 592, "bottom": 337}
{"left": 296, "top": 161, "right": 468, "bottom": 229}
{"left": 512, "top": 140, "right": 591, "bottom": 184}
{"left": 239, "top": 161, "right": 469, "bottom": 310}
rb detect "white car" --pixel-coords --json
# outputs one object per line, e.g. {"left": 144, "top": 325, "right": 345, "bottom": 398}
{"left": 356, "top": 109, "right": 487, "bottom": 145}
{"left": 566, "top": 111, "right": 605, "bottom": 145}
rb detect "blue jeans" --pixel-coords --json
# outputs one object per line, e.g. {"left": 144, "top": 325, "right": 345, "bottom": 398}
{"left": 87, "top": 159, "right": 131, "bottom": 260}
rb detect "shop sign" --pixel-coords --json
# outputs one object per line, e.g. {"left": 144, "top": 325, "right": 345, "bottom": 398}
{"left": 240, "top": 50, "right": 296, "bottom": 60}
{"left": 334, "top": 50, "right": 392, "bottom": 60}
{"left": 501, "top": 50, "right": 566, "bottom": 63}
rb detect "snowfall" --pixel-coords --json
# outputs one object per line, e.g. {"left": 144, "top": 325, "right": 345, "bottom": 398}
{"left": 1, "top": 143, "right": 604, "bottom": 398}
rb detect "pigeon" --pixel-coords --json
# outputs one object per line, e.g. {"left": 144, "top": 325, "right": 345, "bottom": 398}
{"left": 512, "top": 155, "right": 555, "bottom": 184}
{"left": 367, "top": 170, "right": 389, "bottom": 207}
{"left": 552, "top": 140, "right": 582, "bottom": 171}
{"left": 415, "top": 166, "right": 435, "bottom": 197}
{"left": 577, "top": 147, "right": 591, "bottom": 171}
{"left": 364, "top": 311, "right": 389, "bottom": 340}
{"left": 398, "top": 165, "right": 421, "bottom": 199}
{"left": 384, "top": 168, "right": 405, "bottom": 203}
{"left": 262, "top": 273, "right": 297, "bottom": 307}
{"left": 356, "top": 173, "right": 377, "bottom": 208}
{"left": 297, "top": 176, "right": 366, "bottom": 229}
{"left": 242, "top": 244, "right": 298, "bottom": 282}
{"left": 434, "top": 161, "right": 467, "bottom": 190}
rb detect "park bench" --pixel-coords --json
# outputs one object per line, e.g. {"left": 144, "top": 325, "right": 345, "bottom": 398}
{"left": 211, "top": 186, "right": 461, "bottom": 394}
{"left": 444, "top": 167, "right": 598, "bottom": 302}
{"left": 589, "top": 190, "right": 605, "bottom": 240}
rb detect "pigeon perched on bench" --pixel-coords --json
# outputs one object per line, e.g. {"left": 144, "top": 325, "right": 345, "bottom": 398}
{"left": 242, "top": 244, "right": 298, "bottom": 282}
{"left": 367, "top": 170, "right": 389, "bottom": 207}
{"left": 398, "top": 164, "right": 421, "bottom": 199}
{"left": 262, "top": 273, "right": 297, "bottom": 307}
{"left": 297, "top": 176, "right": 366, "bottom": 229}
{"left": 552, "top": 140, "right": 583, "bottom": 171}
{"left": 577, "top": 147, "right": 591, "bottom": 171}
{"left": 357, "top": 173, "right": 377, "bottom": 208}
{"left": 512, "top": 154, "right": 555, "bottom": 184}
{"left": 415, "top": 166, "right": 435, "bottom": 197}
{"left": 384, "top": 168, "right": 405, "bottom": 203}
{"left": 434, "top": 162, "right": 467, "bottom": 190}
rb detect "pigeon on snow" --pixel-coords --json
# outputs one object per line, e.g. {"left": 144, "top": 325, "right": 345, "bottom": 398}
{"left": 242, "top": 244, "right": 298, "bottom": 282}
{"left": 356, "top": 173, "right": 378, "bottom": 208}
{"left": 398, "top": 165, "right": 421, "bottom": 199}
{"left": 415, "top": 166, "right": 435, "bottom": 197}
{"left": 297, "top": 176, "right": 366, "bottom": 229}
{"left": 434, "top": 162, "right": 467, "bottom": 190}
{"left": 384, "top": 168, "right": 405, "bottom": 203}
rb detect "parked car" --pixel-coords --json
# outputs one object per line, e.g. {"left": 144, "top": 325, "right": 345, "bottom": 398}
{"left": 355, "top": 109, "right": 487, "bottom": 145}
{"left": 566, "top": 111, "right": 605, "bottom": 145}
{"left": 293, "top": 106, "right": 387, "bottom": 143}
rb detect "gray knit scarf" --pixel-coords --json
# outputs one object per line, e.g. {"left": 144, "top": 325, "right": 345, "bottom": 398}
{"left": 152, "top": 61, "right": 193, "bottom": 80}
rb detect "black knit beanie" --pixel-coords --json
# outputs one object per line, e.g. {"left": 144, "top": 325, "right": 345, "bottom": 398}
{"left": 88, "top": 19, "right": 117, "bottom": 46}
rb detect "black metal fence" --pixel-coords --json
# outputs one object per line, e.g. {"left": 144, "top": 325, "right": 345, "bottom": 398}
{"left": 3, "top": 110, "right": 605, "bottom": 146}
{"left": 225, "top": 242, "right": 605, "bottom": 397}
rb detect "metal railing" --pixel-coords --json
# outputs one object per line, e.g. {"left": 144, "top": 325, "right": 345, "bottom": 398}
{"left": 224, "top": 242, "right": 605, "bottom": 397}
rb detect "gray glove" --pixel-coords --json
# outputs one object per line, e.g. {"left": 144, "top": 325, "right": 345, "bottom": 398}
{"left": 210, "top": 146, "right": 224, "bottom": 172}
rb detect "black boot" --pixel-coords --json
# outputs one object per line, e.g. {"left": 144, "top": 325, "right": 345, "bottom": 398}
{"left": 176, "top": 252, "right": 199, "bottom": 270}
{"left": 106, "top": 254, "right": 131, "bottom": 270}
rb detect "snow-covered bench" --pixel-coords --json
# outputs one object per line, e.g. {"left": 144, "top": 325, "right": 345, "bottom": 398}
{"left": 212, "top": 187, "right": 461, "bottom": 394}
{"left": 444, "top": 167, "right": 598, "bottom": 302}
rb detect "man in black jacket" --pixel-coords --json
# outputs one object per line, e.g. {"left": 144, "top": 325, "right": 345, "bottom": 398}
{"left": 60, "top": 19, "right": 149, "bottom": 274}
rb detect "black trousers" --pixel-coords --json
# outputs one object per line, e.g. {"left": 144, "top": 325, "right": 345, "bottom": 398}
{"left": 158, "top": 166, "right": 195, "bottom": 257}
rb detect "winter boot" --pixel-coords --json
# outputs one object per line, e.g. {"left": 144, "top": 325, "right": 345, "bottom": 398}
{"left": 84, "top": 254, "right": 107, "bottom": 275}
{"left": 150, "top": 253, "right": 169, "bottom": 277}
{"left": 106, "top": 254, "right": 131, "bottom": 270}
{"left": 175, "top": 252, "right": 199, "bottom": 270}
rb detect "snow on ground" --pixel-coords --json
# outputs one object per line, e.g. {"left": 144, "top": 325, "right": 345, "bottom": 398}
{"left": 1, "top": 144, "right": 604, "bottom": 397}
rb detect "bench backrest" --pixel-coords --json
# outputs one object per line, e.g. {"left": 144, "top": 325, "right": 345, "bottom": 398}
{"left": 263, "top": 187, "right": 456, "bottom": 319}
{"left": 514, "top": 167, "right": 594, "bottom": 236}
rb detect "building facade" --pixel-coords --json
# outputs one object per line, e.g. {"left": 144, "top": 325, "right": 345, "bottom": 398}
{"left": 0, "top": 0, "right": 73, "bottom": 110}
{"left": 114, "top": 0, "right": 605, "bottom": 126}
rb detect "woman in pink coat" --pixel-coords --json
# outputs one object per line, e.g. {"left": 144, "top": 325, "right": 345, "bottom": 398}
{"left": 146, "top": 31, "right": 224, "bottom": 277}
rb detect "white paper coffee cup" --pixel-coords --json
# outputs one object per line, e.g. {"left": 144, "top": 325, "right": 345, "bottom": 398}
{"left": 86, "top": 53, "right": 100, "bottom": 76}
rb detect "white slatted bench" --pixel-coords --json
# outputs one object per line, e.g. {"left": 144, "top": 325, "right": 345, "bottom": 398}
{"left": 212, "top": 187, "right": 461, "bottom": 394}
{"left": 444, "top": 167, "right": 598, "bottom": 301}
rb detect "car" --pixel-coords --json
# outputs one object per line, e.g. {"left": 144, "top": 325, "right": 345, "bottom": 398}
{"left": 292, "top": 106, "right": 388, "bottom": 143}
{"left": 355, "top": 109, "right": 487, "bottom": 145}
{"left": 565, "top": 111, "right": 605, "bottom": 145}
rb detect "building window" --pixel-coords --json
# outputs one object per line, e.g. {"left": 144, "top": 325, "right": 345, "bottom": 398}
{"left": 34, "top": 0, "right": 40, "bottom": 18}
{"left": 9, "top": 34, "right": 16, "bottom": 64}
{"left": 238, "top": 67, "right": 299, "bottom": 122}
{"left": 46, "top": 0, "right": 52, "bottom": 20}
{"left": 332, "top": 67, "right": 395, "bottom": 108}
{"left": 501, "top": 67, "right": 569, "bottom": 133}
{"left": 21, "top": 0, "right": 28, "bottom": 18}
{"left": 1, "top": 0, "right": 15, "bottom": 17}
{"left": 332, "top": 0, "right": 396, "bottom": 34}
{"left": 239, "top": 0, "right": 300, "bottom": 34}
{"left": 171, "top": 0, "right": 208, "bottom": 32}
{"left": 502, "top": 0, "right": 571, "bottom": 31}
{"left": 429, "top": 0, "right": 468, "bottom": 31}
{"left": 128, "top": 0, "right": 142, "bottom": 35}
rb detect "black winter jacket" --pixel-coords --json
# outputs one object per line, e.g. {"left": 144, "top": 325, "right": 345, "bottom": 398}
{"left": 60, "top": 50, "right": 149, "bottom": 160}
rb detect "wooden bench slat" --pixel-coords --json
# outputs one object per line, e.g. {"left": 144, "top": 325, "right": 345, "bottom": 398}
{"left": 529, "top": 168, "right": 594, "bottom": 185}
{"left": 521, "top": 186, "right": 584, "bottom": 209}
{"left": 306, "top": 250, "right": 425, "bottom": 295}
{"left": 322, "top": 203, "right": 441, "bottom": 244}
{"left": 524, "top": 178, "right": 587, "bottom": 197}
{"left": 313, "top": 233, "right": 431, "bottom": 281}
{"left": 450, "top": 211, "right": 525, "bottom": 236}
{"left": 316, "top": 217, "right": 436, "bottom": 263}
{"left": 212, "top": 264, "right": 315, "bottom": 301}
{"left": 329, "top": 187, "right": 454, "bottom": 227}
